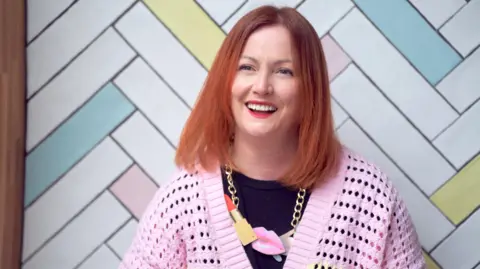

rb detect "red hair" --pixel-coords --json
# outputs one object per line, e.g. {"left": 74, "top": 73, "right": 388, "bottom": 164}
{"left": 175, "top": 5, "right": 342, "bottom": 190}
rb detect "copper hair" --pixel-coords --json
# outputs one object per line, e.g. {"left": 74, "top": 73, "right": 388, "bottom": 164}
{"left": 175, "top": 5, "right": 342, "bottom": 190}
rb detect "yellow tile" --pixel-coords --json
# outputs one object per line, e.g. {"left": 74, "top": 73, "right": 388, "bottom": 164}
{"left": 423, "top": 251, "right": 440, "bottom": 269}
{"left": 143, "top": 0, "right": 226, "bottom": 69}
{"left": 431, "top": 154, "right": 480, "bottom": 224}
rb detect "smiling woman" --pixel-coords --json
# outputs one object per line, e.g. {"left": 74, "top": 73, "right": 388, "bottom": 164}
{"left": 119, "top": 5, "right": 426, "bottom": 269}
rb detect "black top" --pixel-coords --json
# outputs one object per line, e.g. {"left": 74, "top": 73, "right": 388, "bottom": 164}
{"left": 221, "top": 169, "right": 310, "bottom": 269}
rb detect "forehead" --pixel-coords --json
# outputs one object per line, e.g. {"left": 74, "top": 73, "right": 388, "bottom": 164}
{"left": 242, "top": 25, "right": 293, "bottom": 58}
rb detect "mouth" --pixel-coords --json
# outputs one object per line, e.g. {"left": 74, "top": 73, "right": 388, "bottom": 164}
{"left": 245, "top": 102, "right": 278, "bottom": 114}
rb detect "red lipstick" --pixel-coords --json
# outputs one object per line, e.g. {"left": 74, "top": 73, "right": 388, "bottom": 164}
{"left": 224, "top": 194, "right": 257, "bottom": 246}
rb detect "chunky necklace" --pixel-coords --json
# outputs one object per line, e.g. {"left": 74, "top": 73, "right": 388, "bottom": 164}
{"left": 224, "top": 165, "right": 306, "bottom": 262}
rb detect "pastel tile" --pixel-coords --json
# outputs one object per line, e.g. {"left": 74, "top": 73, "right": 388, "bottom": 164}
{"left": 331, "top": 65, "right": 456, "bottom": 196}
{"left": 437, "top": 47, "right": 480, "bottom": 113}
{"left": 112, "top": 112, "right": 176, "bottom": 186}
{"left": 24, "top": 83, "right": 135, "bottom": 207}
{"left": 330, "top": 8, "right": 458, "bottom": 140}
{"left": 408, "top": 0, "right": 466, "bottom": 29}
{"left": 431, "top": 208, "right": 480, "bottom": 269}
{"left": 195, "top": 0, "right": 245, "bottom": 26}
{"left": 423, "top": 251, "right": 441, "bottom": 269}
{"left": 354, "top": 0, "right": 461, "bottom": 85}
{"left": 26, "top": 28, "right": 135, "bottom": 151}
{"left": 440, "top": 0, "right": 480, "bottom": 56}
{"left": 115, "top": 2, "right": 207, "bottom": 107}
{"left": 331, "top": 98, "right": 348, "bottom": 129}
{"left": 27, "top": 0, "right": 75, "bottom": 42}
{"left": 433, "top": 101, "right": 480, "bottom": 169}
{"left": 337, "top": 119, "right": 454, "bottom": 251}
{"left": 22, "top": 191, "right": 130, "bottom": 269}
{"left": 144, "top": 0, "right": 226, "bottom": 69}
{"left": 110, "top": 165, "right": 158, "bottom": 219}
{"left": 222, "top": 0, "right": 302, "bottom": 32}
{"left": 77, "top": 245, "right": 120, "bottom": 269}
{"left": 431, "top": 155, "right": 480, "bottom": 224}
{"left": 321, "top": 35, "right": 351, "bottom": 81}
{"left": 298, "top": 0, "right": 354, "bottom": 37}
{"left": 107, "top": 219, "right": 138, "bottom": 258}
{"left": 114, "top": 58, "right": 190, "bottom": 147}
{"left": 22, "top": 137, "right": 132, "bottom": 261}
{"left": 26, "top": 0, "right": 135, "bottom": 97}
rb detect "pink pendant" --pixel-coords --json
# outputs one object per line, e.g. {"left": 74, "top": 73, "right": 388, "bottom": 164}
{"left": 251, "top": 227, "right": 286, "bottom": 255}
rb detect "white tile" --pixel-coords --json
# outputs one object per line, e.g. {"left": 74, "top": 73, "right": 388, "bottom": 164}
{"left": 337, "top": 120, "right": 454, "bottom": 251}
{"left": 331, "top": 98, "right": 348, "bottom": 129}
{"left": 330, "top": 8, "right": 458, "bottom": 140}
{"left": 437, "top": 47, "right": 480, "bottom": 113}
{"left": 114, "top": 58, "right": 190, "bottom": 147}
{"left": 297, "top": 0, "right": 354, "bottom": 37}
{"left": 26, "top": 28, "right": 135, "bottom": 151}
{"left": 115, "top": 2, "right": 207, "bottom": 107}
{"left": 26, "top": 0, "right": 135, "bottom": 98}
{"left": 112, "top": 112, "right": 176, "bottom": 186}
{"left": 27, "top": 0, "right": 75, "bottom": 42}
{"left": 408, "top": 0, "right": 466, "bottom": 29}
{"left": 22, "top": 137, "right": 132, "bottom": 261}
{"left": 77, "top": 245, "right": 120, "bottom": 269}
{"left": 222, "top": 0, "right": 302, "bottom": 32}
{"left": 107, "top": 219, "right": 138, "bottom": 258}
{"left": 440, "top": 0, "right": 480, "bottom": 56}
{"left": 22, "top": 191, "right": 130, "bottom": 269}
{"left": 196, "top": 0, "right": 245, "bottom": 25}
{"left": 331, "top": 65, "right": 456, "bottom": 195}
{"left": 432, "top": 209, "right": 480, "bottom": 269}
{"left": 434, "top": 100, "right": 480, "bottom": 169}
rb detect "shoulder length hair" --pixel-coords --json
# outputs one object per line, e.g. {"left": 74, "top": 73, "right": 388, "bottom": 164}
{"left": 175, "top": 5, "right": 342, "bottom": 190}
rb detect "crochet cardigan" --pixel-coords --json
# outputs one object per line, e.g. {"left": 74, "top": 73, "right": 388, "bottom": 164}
{"left": 118, "top": 149, "right": 426, "bottom": 269}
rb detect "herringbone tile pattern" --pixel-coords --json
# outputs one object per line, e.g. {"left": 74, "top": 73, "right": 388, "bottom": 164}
{"left": 23, "top": 1, "right": 480, "bottom": 268}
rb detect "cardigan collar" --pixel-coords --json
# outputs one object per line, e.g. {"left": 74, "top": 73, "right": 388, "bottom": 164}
{"left": 201, "top": 151, "right": 348, "bottom": 268}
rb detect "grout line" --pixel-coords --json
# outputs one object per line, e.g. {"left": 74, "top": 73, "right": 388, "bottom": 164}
{"left": 27, "top": 0, "right": 139, "bottom": 101}
{"left": 26, "top": 0, "right": 80, "bottom": 45}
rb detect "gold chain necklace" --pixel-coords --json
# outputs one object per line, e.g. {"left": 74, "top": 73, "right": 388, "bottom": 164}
{"left": 224, "top": 165, "right": 307, "bottom": 231}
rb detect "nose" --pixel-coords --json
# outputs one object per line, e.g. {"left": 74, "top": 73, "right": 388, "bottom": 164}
{"left": 252, "top": 72, "right": 271, "bottom": 95}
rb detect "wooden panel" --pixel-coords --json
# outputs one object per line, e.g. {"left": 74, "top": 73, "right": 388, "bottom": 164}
{"left": 0, "top": 0, "right": 26, "bottom": 268}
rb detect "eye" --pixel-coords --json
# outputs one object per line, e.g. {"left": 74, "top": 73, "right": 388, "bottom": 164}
{"left": 238, "top": 64, "right": 254, "bottom": 71}
{"left": 278, "top": 68, "right": 294, "bottom": 76}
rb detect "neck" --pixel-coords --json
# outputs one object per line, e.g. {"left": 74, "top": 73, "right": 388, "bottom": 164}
{"left": 230, "top": 131, "right": 298, "bottom": 181}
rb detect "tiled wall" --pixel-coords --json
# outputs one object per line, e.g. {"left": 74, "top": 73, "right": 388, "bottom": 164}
{"left": 23, "top": 0, "right": 480, "bottom": 268}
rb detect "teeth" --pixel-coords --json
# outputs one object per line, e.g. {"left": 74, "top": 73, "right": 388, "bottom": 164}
{"left": 246, "top": 103, "right": 277, "bottom": 112}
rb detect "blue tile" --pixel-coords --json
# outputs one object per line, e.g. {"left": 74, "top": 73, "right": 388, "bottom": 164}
{"left": 353, "top": 0, "right": 462, "bottom": 85}
{"left": 24, "top": 83, "right": 135, "bottom": 207}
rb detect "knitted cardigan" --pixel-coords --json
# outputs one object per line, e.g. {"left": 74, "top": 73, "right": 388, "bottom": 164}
{"left": 118, "top": 149, "right": 426, "bottom": 269}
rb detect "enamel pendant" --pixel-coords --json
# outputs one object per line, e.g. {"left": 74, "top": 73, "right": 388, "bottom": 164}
{"left": 279, "top": 229, "right": 295, "bottom": 256}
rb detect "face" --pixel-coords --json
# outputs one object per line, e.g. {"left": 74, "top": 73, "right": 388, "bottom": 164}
{"left": 231, "top": 25, "right": 300, "bottom": 140}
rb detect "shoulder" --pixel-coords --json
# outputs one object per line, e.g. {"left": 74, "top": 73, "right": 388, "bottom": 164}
{"left": 139, "top": 166, "right": 210, "bottom": 223}
{"left": 338, "top": 149, "right": 400, "bottom": 211}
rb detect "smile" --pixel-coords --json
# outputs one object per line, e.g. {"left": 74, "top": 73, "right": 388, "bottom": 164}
{"left": 245, "top": 102, "right": 277, "bottom": 113}
{"left": 245, "top": 101, "right": 277, "bottom": 119}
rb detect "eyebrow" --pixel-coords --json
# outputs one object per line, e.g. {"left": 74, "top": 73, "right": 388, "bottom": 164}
{"left": 241, "top": 55, "right": 292, "bottom": 65}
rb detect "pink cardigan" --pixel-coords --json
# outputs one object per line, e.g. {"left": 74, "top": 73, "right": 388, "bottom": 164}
{"left": 118, "top": 149, "right": 426, "bottom": 268}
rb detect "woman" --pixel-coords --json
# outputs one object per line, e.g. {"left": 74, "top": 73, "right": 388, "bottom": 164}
{"left": 119, "top": 5, "right": 425, "bottom": 269}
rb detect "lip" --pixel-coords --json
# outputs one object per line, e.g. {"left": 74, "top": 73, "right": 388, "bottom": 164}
{"left": 245, "top": 100, "right": 277, "bottom": 119}
{"left": 245, "top": 100, "right": 277, "bottom": 107}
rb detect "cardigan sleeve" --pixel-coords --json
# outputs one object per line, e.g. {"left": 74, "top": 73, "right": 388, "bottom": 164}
{"left": 382, "top": 191, "right": 426, "bottom": 269}
{"left": 118, "top": 174, "right": 187, "bottom": 269}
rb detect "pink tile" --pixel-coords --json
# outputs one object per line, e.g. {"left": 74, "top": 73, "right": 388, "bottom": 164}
{"left": 110, "top": 165, "right": 158, "bottom": 219}
{"left": 321, "top": 34, "right": 351, "bottom": 81}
